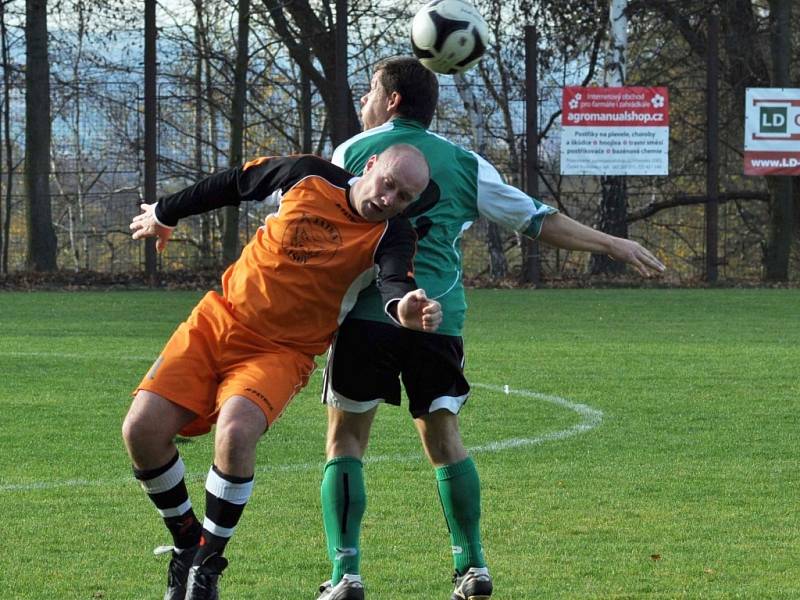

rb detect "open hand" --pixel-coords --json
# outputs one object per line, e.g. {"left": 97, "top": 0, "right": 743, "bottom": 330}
{"left": 609, "top": 238, "right": 665, "bottom": 277}
{"left": 130, "top": 203, "right": 172, "bottom": 253}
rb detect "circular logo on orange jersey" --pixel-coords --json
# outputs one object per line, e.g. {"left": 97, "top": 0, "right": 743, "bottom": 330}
{"left": 282, "top": 213, "right": 342, "bottom": 265}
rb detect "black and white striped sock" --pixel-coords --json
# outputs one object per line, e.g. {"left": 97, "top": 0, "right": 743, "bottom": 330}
{"left": 133, "top": 453, "right": 201, "bottom": 550}
{"left": 194, "top": 465, "right": 254, "bottom": 563}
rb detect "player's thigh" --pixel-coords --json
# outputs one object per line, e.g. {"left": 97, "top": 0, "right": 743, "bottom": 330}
{"left": 401, "top": 331, "right": 470, "bottom": 417}
{"left": 324, "top": 319, "right": 404, "bottom": 406}
{"left": 134, "top": 295, "right": 226, "bottom": 433}
{"left": 217, "top": 346, "right": 315, "bottom": 429}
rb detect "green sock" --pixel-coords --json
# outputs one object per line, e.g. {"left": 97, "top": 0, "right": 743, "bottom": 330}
{"left": 321, "top": 456, "right": 366, "bottom": 584}
{"left": 436, "top": 457, "right": 487, "bottom": 574}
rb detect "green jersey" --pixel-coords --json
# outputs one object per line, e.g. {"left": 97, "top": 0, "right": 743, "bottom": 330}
{"left": 332, "top": 117, "right": 557, "bottom": 336}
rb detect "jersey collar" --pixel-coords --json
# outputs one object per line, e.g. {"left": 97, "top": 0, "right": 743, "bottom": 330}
{"left": 390, "top": 116, "right": 427, "bottom": 130}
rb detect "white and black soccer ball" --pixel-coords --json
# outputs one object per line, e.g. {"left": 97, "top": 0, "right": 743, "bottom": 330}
{"left": 411, "top": 0, "right": 489, "bottom": 75}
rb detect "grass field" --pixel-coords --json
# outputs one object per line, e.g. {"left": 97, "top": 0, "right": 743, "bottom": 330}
{"left": 1, "top": 288, "right": 798, "bottom": 599}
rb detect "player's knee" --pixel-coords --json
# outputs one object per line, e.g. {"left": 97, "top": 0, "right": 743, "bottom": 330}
{"left": 215, "top": 416, "right": 264, "bottom": 455}
{"left": 325, "top": 422, "right": 369, "bottom": 459}
{"left": 325, "top": 435, "right": 365, "bottom": 460}
{"left": 120, "top": 413, "right": 135, "bottom": 448}
{"left": 121, "top": 410, "right": 156, "bottom": 454}
{"left": 422, "top": 434, "right": 467, "bottom": 466}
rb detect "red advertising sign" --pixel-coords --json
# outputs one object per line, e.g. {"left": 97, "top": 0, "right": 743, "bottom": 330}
{"left": 560, "top": 86, "right": 670, "bottom": 176}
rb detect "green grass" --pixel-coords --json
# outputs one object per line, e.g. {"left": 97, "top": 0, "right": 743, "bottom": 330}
{"left": 1, "top": 289, "right": 798, "bottom": 599}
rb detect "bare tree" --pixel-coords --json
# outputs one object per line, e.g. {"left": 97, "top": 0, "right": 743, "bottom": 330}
{"left": 0, "top": 0, "right": 11, "bottom": 274}
{"left": 591, "top": 0, "right": 629, "bottom": 276}
{"left": 193, "top": 0, "right": 214, "bottom": 266}
{"left": 764, "top": 0, "right": 793, "bottom": 281}
{"left": 222, "top": 0, "right": 250, "bottom": 265}
{"left": 25, "top": 0, "right": 57, "bottom": 270}
{"left": 626, "top": 0, "right": 795, "bottom": 280}
{"left": 259, "top": 0, "right": 360, "bottom": 146}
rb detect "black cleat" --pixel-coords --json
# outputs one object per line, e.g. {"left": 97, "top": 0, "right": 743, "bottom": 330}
{"left": 185, "top": 553, "right": 228, "bottom": 600}
{"left": 451, "top": 567, "right": 493, "bottom": 600}
{"left": 158, "top": 545, "right": 199, "bottom": 600}
{"left": 316, "top": 574, "right": 365, "bottom": 600}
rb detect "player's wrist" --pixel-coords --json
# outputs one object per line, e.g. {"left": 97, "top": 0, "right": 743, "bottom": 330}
{"left": 154, "top": 204, "right": 177, "bottom": 230}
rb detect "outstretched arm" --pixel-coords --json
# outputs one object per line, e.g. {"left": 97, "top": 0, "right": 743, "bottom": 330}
{"left": 129, "top": 156, "right": 304, "bottom": 250}
{"left": 538, "top": 212, "right": 665, "bottom": 277}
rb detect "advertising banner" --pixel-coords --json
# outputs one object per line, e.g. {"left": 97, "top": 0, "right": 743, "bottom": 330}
{"left": 744, "top": 88, "right": 800, "bottom": 176}
{"left": 560, "top": 86, "right": 669, "bottom": 176}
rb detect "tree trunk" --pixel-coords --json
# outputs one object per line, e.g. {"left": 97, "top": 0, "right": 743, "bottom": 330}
{"left": 590, "top": 0, "right": 628, "bottom": 276}
{"left": 193, "top": 0, "right": 213, "bottom": 267}
{"left": 764, "top": 176, "right": 793, "bottom": 280}
{"left": 222, "top": 0, "right": 250, "bottom": 266}
{"left": 300, "top": 71, "right": 312, "bottom": 154}
{"left": 1, "top": 0, "right": 12, "bottom": 274}
{"left": 25, "top": 0, "right": 57, "bottom": 271}
{"left": 591, "top": 176, "right": 629, "bottom": 275}
{"left": 261, "top": 0, "right": 359, "bottom": 146}
{"left": 762, "top": 0, "right": 793, "bottom": 281}
{"left": 0, "top": 1, "right": 4, "bottom": 274}
{"left": 794, "top": 175, "right": 800, "bottom": 237}
{"left": 74, "top": 2, "right": 88, "bottom": 270}
{"left": 202, "top": 12, "right": 221, "bottom": 256}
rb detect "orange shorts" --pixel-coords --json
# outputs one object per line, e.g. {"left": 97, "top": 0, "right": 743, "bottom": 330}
{"left": 136, "top": 291, "right": 316, "bottom": 437}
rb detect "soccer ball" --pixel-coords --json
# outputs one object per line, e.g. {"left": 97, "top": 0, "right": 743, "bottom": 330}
{"left": 411, "top": 0, "right": 488, "bottom": 75}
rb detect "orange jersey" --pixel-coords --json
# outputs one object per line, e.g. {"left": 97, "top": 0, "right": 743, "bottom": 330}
{"left": 154, "top": 155, "right": 418, "bottom": 355}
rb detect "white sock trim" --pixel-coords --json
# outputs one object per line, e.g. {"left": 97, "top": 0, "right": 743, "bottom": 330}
{"left": 139, "top": 457, "right": 186, "bottom": 495}
{"left": 205, "top": 467, "right": 254, "bottom": 505}
{"left": 157, "top": 498, "right": 193, "bottom": 518}
{"left": 202, "top": 516, "right": 235, "bottom": 538}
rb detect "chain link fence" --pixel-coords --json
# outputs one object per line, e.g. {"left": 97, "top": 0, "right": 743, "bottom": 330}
{"left": 0, "top": 79, "right": 788, "bottom": 282}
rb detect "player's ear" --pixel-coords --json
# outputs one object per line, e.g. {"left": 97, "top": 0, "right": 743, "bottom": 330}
{"left": 387, "top": 91, "right": 402, "bottom": 113}
{"left": 363, "top": 154, "right": 378, "bottom": 174}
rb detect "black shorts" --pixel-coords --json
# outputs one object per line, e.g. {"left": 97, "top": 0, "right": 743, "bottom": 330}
{"left": 323, "top": 318, "right": 470, "bottom": 418}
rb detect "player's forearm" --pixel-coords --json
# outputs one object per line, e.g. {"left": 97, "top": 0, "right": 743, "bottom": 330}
{"left": 155, "top": 168, "right": 242, "bottom": 227}
{"left": 538, "top": 212, "right": 615, "bottom": 255}
{"left": 375, "top": 217, "right": 419, "bottom": 320}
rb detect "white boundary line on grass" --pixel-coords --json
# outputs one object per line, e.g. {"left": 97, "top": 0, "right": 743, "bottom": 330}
{"left": 0, "top": 351, "right": 153, "bottom": 362}
{"left": 0, "top": 381, "right": 603, "bottom": 493}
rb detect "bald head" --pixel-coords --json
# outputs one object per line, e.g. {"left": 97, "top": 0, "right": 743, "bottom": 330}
{"left": 378, "top": 143, "right": 430, "bottom": 193}
{"left": 350, "top": 143, "right": 430, "bottom": 222}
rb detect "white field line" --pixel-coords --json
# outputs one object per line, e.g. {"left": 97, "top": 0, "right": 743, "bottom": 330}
{"left": 0, "top": 381, "right": 603, "bottom": 493}
{"left": 0, "top": 351, "right": 154, "bottom": 362}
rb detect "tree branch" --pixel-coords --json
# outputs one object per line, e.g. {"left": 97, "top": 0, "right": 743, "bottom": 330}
{"left": 627, "top": 191, "right": 770, "bottom": 222}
